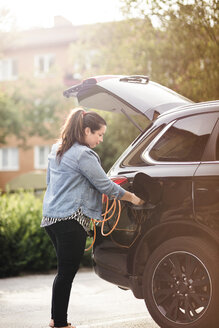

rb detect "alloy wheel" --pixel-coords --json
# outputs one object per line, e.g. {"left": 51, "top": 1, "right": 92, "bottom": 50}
{"left": 152, "top": 251, "right": 212, "bottom": 324}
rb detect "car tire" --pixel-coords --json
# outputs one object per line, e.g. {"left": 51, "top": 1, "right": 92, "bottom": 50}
{"left": 142, "top": 236, "right": 219, "bottom": 328}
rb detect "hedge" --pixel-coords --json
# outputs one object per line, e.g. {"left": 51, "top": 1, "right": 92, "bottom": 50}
{"left": 0, "top": 191, "right": 92, "bottom": 278}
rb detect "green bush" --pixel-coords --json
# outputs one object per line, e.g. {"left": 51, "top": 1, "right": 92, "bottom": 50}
{"left": 0, "top": 191, "right": 92, "bottom": 278}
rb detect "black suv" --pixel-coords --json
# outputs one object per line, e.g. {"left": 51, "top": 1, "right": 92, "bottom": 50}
{"left": 64, "top": 75, "right": 219, "bottom": 328}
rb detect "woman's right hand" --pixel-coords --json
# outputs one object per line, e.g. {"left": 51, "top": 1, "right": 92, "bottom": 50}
{"left": 131, "top": 193, "right": 145, "bottom": 206}
{"left": 121, "top": 191, "right": 144, "bottom": 206}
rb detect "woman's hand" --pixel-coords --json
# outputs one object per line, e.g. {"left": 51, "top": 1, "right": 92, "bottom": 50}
{"left": 120, "top": 191, "right": 144, "bottom": 206}
{"left": 131, "top": 193, "right": 145, "bottom": 206}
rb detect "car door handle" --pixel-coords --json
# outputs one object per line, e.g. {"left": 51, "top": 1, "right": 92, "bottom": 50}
{"left": 196, "top": 188, "right": 208, "bottom": 192}
{"left": 129, "top": 202, "right": 156, "bottom": 210}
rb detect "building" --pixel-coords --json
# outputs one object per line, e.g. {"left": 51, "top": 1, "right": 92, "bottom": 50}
{"left": 0, "top": 16, "right": 84, "bottom": 191}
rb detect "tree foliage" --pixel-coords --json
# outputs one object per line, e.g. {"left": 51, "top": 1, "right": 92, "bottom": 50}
{"left": 120, "top": 0, "right": 219, "bottom": 101}
{"left": 0, "top": 190, "right": 92, "bottom": 277}
{"left": 70, "top": 0, "right": 219, "bottom": 101}
{"left": 68, "top": 21, "right": 154, "bottom": 169}
{"left": 0, "top": 9, "right": 72, "bottom": 145}
{"left": 95, "top": 111, "right": 149, "bottom": 171}
{"left": 0, "top": 80, "right": 73, "bottom": 145}
{"left": 67, "top": 1, "right": 219, "bottom": 168}
{"left": 0, "top": 8, "right": 15, "bottom": 52}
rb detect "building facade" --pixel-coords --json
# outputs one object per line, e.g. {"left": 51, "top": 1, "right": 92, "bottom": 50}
{"left": 0, "top": 16, "right": 83, "bottom": 191}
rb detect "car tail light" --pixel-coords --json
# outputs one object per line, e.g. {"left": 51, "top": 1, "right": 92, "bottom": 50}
{"left": 102, "top": 177, "right": 128, "bottom": 203}
{"left": 111, "top": 177, "right": 128, "bottom": 186}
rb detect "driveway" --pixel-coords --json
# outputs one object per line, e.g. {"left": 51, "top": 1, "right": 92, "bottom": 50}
{"left": 0, "top": 268, "right": 159, "bottom": 328}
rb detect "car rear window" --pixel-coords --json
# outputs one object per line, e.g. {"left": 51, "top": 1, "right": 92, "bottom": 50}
{"left": 216, "top": 133, "right": 219, "bottom": 161}
{"left": 122, "top": 126, "right": 164, "bottom": 166}
{"left": 149, "top": 113, "right": 218, "bottom": 162}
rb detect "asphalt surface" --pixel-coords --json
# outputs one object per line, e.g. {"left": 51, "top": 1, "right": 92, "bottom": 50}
{"left": 0, "top": 268, "right": 159, "bottom": 328}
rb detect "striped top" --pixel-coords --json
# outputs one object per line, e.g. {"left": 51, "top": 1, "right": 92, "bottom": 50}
{"left": 40, "top": 208, "right": 92, "bottom": 232}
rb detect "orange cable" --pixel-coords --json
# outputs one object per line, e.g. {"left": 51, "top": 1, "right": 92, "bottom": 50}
{"left": 85, "top": 196, "right": 121, "bottom": 251}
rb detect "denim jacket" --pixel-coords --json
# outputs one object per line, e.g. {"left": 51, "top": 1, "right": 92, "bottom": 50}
{"left": 42, "top": 142, "right": 125, "bottom": 221}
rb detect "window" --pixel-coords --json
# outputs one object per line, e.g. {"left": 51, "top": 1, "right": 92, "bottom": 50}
{"left": 0, "top": 58, "right": 18, "bottom": 81}
{"left": 73, "top": 49, "right": 98, "bottom": 77}
{"left": 122, "top": 126, "right": 164, "bottom": 166}
{"left": 34, "top": 146, "right": 51, "bottom": 169}
{"left": 34, "top": 54, "right": 55, "bottom": 76}
{"left": 148, "top": 113, "right": 218, "bottom": 162}
{"left": 0, "top": 147, "right": 19, "bottom": 171}
{"left": 216, "top": 133, "right": 219, "bottom": 161}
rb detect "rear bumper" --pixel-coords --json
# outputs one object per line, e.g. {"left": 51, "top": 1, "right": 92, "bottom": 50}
{"left": 93, "top": 260, "right": 144, "bottom": 299}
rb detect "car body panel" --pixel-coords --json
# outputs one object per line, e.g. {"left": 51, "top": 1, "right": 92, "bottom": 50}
{"left": 93, "top": 163, "right": 198, "bottom": 281}
{"left": 194, "top": 163, "right": 219, "bottom": 231}
{"left": 92, "top": 101, "right": 219, "bottom": 294}
{"left": 193, "top": 117, "right": 219, "bottom": 232}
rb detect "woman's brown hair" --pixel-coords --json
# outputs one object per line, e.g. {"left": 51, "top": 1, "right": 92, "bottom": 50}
{"left": 56, "top": 108, "right": 106, "bottom": 160}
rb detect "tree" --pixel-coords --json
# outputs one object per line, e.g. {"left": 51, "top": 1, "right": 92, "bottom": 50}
{"left": 0, "top": 91, "right": 22, "bottom": 144}
{"left": 0, "top": 81, "right": 71, "bottom": 145}
{"left": 95, "top": 111, "right": 150, "bottom": 171}
{"left": 68, "top": 20, "right": 155, "bottom": 169}
{"left": 0, "top": 10, "right": 64, "bottom": 145}
{"left": 120, "top": 0, "right": 219, "bottom": 101}
{"left": 69, "top": 1, "right": 219, "bottom": 101}
{"left": 65, "top": 1, "right": 219, "bottom": 167}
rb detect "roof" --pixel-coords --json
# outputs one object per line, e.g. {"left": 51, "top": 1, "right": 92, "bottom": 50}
{"left": 4, "top": 18, "right": 108, "bottom": 51}
{"left": 7, "top": 27, "right": 78, "bottom": 50}
{"left": 157, "top": 100, "right": 219, "bottom": 123}
{"left": 6, "top": 171, "right": 47, "bottom": 191}
{"left": 5, "top": 14, "right": 91, "bottom": 50}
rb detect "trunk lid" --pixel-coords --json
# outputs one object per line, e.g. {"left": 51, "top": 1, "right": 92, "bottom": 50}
{"left": 63, "top": 75, "right": 193, "bottom": 122}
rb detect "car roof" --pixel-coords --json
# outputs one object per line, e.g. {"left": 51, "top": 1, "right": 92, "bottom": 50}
{"left": 157, "top": 100, "right": 219, "bottom": 123}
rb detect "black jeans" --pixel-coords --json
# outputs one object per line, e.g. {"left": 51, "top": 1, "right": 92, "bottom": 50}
{"left": 45, "top": 220, "right": 87, "bottom": 327}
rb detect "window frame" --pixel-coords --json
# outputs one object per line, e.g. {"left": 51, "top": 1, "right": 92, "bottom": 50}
{"left": 121, "top": 125, "right": 164, "bottom": 167}
{"left": 34, "top": 145, "right": 51, "bottom": 169}
{"left": 0, "top": 147, "right": 19, "bottom": 171}
{"left": 0, "top": 58, "right": 18, "bottom": 81}
{"left": 142, "top": 113, "right": 219, "bottom": 165}
{"left": 201, "top": 118, "right": 219, "bottom": 162}
{"left": 34, "top": 54, "right": 55, "bottom": 77}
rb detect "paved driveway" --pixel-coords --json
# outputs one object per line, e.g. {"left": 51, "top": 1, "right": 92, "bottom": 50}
{"left": 0, "top": 268, "right": 159, "bottom": 328}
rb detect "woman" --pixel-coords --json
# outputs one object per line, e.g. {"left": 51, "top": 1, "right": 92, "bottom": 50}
{"left": 42, "top": 108, "right": 143, "bottom": 328}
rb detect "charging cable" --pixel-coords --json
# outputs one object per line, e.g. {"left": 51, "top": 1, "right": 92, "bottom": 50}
{"left": 85, "top": 195, "right": 121, "bottom": 251}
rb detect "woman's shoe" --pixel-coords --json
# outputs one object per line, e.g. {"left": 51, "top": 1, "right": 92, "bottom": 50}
{"left": 54, "top": 326, "right": 75, "bottom": 328}
{"left": 49, "top": 322, "right": 72, "bottom": 327}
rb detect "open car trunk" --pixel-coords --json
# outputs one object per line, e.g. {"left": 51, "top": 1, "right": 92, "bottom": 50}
{"left": 63, "top": 75, "right": 193, "bottom": 129}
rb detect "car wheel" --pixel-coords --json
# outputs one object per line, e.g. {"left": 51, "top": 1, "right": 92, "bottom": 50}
{"left": 143, "top": 237, "right": 219, "bottom": 328}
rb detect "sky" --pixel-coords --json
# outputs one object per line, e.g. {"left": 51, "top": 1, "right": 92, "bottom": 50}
{"left": 1, "top": 0, "right": 124, "bottom": 30}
